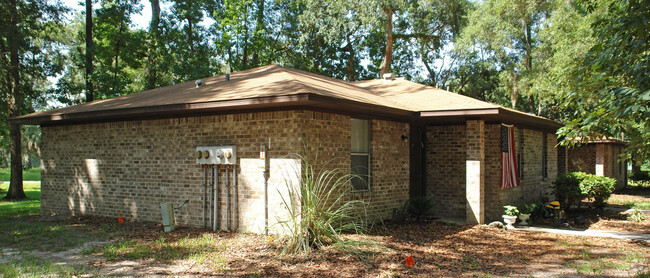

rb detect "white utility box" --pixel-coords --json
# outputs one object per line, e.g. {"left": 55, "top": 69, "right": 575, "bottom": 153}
{"left": 161, "top": 202, "right": 176, "bottom": 232}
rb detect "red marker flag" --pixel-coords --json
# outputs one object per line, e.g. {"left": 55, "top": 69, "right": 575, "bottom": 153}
{"left": 405, "top": 255, "right": 415, "bottom": 266}
{"left": 118, "top": 216, "right": 124, "bottom": 224}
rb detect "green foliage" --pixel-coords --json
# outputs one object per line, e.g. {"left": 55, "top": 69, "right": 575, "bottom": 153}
{"left": 553, "top": 172, "right": 586, "bottom": 210}
{"left": 0, "top": 168, "right": 41, "bottom": 181}
{"left": 627, "top": 209, "right": 646, "bottom": 222}
{"left": 558, "top": 0, "right": 650, "bottom": 161}
{"left": 629, "top": 171, "right": 650, "bottom": 181}
{"left": 579, "top": 174, "right": 616, "bottom": 208}
{"left": 277, "top": 154, "right": 370, "bottom": 255}
{"left": 554, "top": 172, "right": 616, "bottom": 209}
{"left": 393, "top": 196, "right": 436, "bottom": 222}
{"left": 503, "top": 205, "right": 519, "bottom": 216}
{"left": 518, "top": 203, "right": 536, "bottom": 215}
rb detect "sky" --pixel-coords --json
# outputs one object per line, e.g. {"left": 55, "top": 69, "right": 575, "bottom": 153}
{"left": 63, "top": 0, "right": 156, "bottom": 30}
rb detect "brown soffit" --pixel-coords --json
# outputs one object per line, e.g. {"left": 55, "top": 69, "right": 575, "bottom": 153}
{"left": 420, "top": 108, "right": 563, "bottom": 132}
{"left": 14, "top": 93, "right": 417, "bottom": 126}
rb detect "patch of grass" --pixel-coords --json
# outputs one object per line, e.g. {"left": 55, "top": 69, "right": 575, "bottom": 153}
{"left": 96, "top": 232, "right": 227, "bottom": 269}
{"left": 568, "top": 259, "right": 622, "bottom": 274}
{"left": 631, "top": 202, "right": 650, "bottom": 210}
{"left": 0, "top": 182, "right": 117, "bottom": 252}
{"left": 0, "top": 254, "right": 94, "bottom": 278}
{"left": 0, "top": 168, "right": 41, "bottom": 181}
{"left": 624, "top": 252, "right": 648, "bottom": 264}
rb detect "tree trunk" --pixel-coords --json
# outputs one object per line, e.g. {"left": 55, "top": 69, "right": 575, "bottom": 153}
{"left": 379, "top": 7, "right": 393, "bottom": 76}
{"left": 510, "top": 70, "right": 519, "bottom": 108}
{"left": 112, "top": 9, "right": 126, "bottom": 96}
{"left": 345, "top": 35, "right": 356, "bottom": 81}
{"left": 85, "top": 0, "right": 94, "bottom": 102}
{"left": 187, "top": 16, "right": 195, "bottom": 58}
{"left": 145, "top": 0, "right": 160, "bottom": 89}
{"left": 252, "top": 0, "right": 264, "bottom": 67}
{"left": 5, "top": 0, "right": 25, "bottom": 200}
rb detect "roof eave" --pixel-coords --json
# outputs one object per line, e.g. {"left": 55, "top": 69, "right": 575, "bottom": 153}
{"left": 11, "top": 93, "right": 417, "bottom": 126}
{"left": 419, "top": 107, "right": 563, "bottom": 132}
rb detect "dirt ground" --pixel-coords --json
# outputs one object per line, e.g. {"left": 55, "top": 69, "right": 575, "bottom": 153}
{"left": 5, "top": 188, "right": 649, "bottom": 277}
{"left": 13, "top": 218, "right": 646, "bottom": 277}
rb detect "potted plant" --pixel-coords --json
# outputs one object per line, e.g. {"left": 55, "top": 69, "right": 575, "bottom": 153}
{"left": 503, "top": 205, "right": 519, "bottom": 229}
{"left": 518, "top": 204, "right": 536, "bottom": 225}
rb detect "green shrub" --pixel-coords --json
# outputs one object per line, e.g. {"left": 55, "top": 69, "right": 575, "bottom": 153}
{"left": 277, "top": 154, "right": 370, "bottom": 255}
{"left": 518, "top": 203, "right": 537, "bottom": 214}
{"left": 393, "top": 196, "right": 436, "bottom": 222}
{"left": 553, "top": 172, "right": 586, "bottom": 210}
{"left": 628, "top": 179, "right": 650, "bottom": 188}
{"left": 629, "top": 170, "right": 650, "bottom": 181}
{"left": 554, "top": 172, "right": 616, "bottom": 209}
{"left": 579, "top": 175, "right": 616, "bottom": 208}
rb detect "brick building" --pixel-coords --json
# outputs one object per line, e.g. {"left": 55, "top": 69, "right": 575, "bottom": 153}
{"left": 566, "top": 139, "right": 627, "bottom": 190}
{"left": 13, "top": 65, "right": 562, "bottom": 231}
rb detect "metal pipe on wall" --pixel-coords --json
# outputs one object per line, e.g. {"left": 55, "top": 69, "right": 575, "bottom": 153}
{"left": 225, "top": 166, "right": 230, "bottom": 231}
{"left": 203, "top": 166, "right": 207, "bottom": 229}
{"left": 262, "top": 143, "right": 269, "bottom": 235}
{"left": 232, "top": 165, "right": 239, "bottom": 231}
{"left": 212, "top": 165, "right": 218, "bottom": 232}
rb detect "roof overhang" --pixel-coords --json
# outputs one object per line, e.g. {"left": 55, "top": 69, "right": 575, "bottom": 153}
{"left": 11, "top": 93, "right": 417, "bottom": 126}
{"left": 420, "top": 108, "right": 563, "bottom": 132}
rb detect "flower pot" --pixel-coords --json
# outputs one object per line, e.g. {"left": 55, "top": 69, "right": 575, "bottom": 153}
{"left": 519, "top": 213, "right": 531, "bottom": 225}
{"left": 502, "top": 215, "right": 517, "bottom": 229}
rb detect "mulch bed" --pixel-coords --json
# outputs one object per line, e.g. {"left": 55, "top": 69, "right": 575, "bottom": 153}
{"left": 90, "top": 219, "right": 648, "bottom": 277}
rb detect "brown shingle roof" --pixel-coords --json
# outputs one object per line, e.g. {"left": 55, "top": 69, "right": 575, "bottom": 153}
{"left": 12, "top": 65, "right": 562, "bottom": 131}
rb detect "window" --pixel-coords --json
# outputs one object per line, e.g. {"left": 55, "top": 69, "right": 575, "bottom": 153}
{"left": 351, "top": 118, "right": 370, "bottom": 191}
{"left": 542, "top": 133, "right": 548, "bottom": 178}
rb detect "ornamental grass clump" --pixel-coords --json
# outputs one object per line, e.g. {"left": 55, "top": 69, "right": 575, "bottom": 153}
{"left": 277, "top": 154, "right": 371, "bottom": 255}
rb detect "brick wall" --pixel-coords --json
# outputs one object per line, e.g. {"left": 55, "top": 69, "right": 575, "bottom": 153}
{"left": 425, "top": 123, "right": 558, "bottom": 222}
{"left": 425, "top": 125, "right": 466, "bottom": 220}
{"left": 568, "top": 143, "right": 626, "bottom": 190}
{"left": 485, "top": 127, "right": 557, "bottom": 222}
{"left": 568, "top": 145, "right": 596, "bottom": 174}
{"left": 40, "top": 110, "right": 409, "bottom": 233}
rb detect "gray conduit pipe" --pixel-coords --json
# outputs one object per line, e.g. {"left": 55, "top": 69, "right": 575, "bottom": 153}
{"left": 203, "top": 166, "right": 207, "bottom": 229}
{"left": 213, "top": 165, "right": 218, "bottom": 231}
{"left": 232, "top": 165, "right": 239, "bottom": 231}
{"left": 226, "top": 166, "right": 230, "bottom": 231}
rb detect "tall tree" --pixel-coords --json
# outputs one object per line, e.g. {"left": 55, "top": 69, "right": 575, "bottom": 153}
{"left": 1, "top": 0, "right": 66, "bottom": 199}
{"left": 558, "top": 0, "right": 650, "bottom": 162}
{"left": 85, "top": 0, "right": 94, "bottom": 102}
{"left": 145, "top": 0, "right": 161, "bottom": 89}
{"left": 93, "top": 0, "right": 146, "bottom": 98}
{"left": 456, "top": 0, "right": 551, "bottom": 113}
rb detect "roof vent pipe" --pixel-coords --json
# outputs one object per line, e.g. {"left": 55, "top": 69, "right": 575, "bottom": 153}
{"left": 195, "top": 79, "right": 204, "bottom": 88}
{"left": 383, "top": 73, "right": 395, "bottom": 82}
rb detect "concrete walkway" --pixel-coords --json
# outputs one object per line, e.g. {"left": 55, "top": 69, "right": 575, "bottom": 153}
{"left": 513, "top": 226, "right": 650, "bottom": 242}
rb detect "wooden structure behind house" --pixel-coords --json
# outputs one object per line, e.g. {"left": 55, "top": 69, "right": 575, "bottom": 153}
{"left": 12, "top": 65, "right": 563, "bottom": 230}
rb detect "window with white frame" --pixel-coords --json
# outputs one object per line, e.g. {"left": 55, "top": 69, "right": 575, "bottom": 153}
{"left": 351, "top": 118, "right": 370, "bottom": 191}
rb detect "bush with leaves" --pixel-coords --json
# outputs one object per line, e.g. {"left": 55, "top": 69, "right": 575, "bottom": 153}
{"left": 554, "top": 172, "right": 616, "bottom": 209}
{"left": 579, "top": 175, "right": 616, "bottom": 208}
{"left": 393, "top": 196, "right": 436, "bottom": 222}
{"left": 553, "top": 172, "right": 586, "bottom": 210}
{"left": 277, "top": 154, "right": 371, "bottom": 255}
